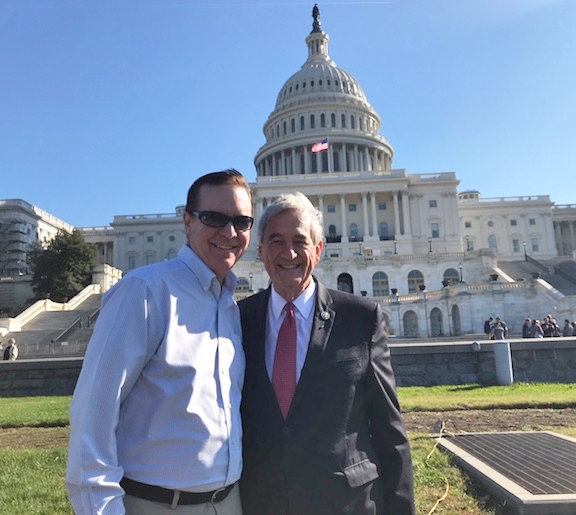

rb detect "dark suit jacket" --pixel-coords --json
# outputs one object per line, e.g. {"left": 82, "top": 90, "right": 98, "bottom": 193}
{"left": 239, "top": 281, "right": 414, "bottom": 515}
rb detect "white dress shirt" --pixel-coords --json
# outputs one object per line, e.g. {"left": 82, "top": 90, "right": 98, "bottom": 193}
{"left": 66, "top": 245, "right": 245, "bottom": 514}
{"left": 265, "top": 280, "right": 316, "bottom": 383}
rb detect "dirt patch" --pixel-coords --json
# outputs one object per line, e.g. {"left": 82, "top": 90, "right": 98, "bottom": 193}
{"left": 0, "top": 426, "right": 70, "bottom": 450}
{"left": 1, "top": 408, "right": 575, "bottom": 450}
{"left": 403, "top": 407, "right": 576, "bottom": 434}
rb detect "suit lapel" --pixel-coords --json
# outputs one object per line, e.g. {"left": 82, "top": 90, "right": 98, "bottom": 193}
{"left": 290, "top": 281, "right": 335, "bottom": 413}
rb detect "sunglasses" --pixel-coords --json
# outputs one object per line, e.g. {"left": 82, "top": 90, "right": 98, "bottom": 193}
{"left": 190, "top": 211, "right": 254, "bottom": 232}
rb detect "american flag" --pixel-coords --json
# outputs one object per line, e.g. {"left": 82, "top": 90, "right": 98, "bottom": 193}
{"left": 311, "top": 138, "right": 329, "bottom": 153}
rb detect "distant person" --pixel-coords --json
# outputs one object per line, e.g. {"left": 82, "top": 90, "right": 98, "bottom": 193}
{"left": 492, "top": 321, "right": 506, "bottom": 340}
{"left": 562, "top": 319, "right": 573, "bottom": 337}
{"left": 2, "top": 338, "right": 18, "bottom": 360}
{"left": 533, "top": 320, "right": 544, "bottom": 338}
{"left": 495, "top": 317, "right": 508, "bottom": 337}
{"left": 541, "top": 315, "right": 555, "bottom": 337}
{"left": 522, "top": 318, "right": 532, "bottom": 338}
{"left": 66, "top": 170, "right": 253, "bottom": 514}
{"left": 484, "top": 317, "right": 494, "bottom": 339}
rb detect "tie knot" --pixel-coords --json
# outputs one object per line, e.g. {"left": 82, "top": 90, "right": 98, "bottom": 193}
{"left": 284, "top": 302, "right": 295, "bottom": 315}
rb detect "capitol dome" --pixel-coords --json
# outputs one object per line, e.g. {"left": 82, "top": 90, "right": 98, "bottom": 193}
{"left": 254, "top": 5, "right": 393, "bottom": 178}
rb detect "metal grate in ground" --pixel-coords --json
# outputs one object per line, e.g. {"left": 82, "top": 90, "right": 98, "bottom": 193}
{"left": 438, "top": 431, "right": 576, "bottom": 515}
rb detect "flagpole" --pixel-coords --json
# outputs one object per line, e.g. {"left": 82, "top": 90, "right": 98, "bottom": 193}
{"left": 327, "top": 137, "right": 333, "bottom": 174}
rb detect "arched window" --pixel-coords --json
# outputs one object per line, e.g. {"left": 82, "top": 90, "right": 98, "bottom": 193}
{"left": 407, "top": 270, "right": 425, "bottom": 293}
{"left": 430, "top": 307, "right": 444, "bottom": 337}
{"left": 403, "top": 310, "right": 419, "bottom": 337}
{"left": 350, "top": 223, "right": 358, "bottom": 240}
{"left": 166, "top": 248, "right": 177, "bottom": 260}
{"left": 351, "top": 115, "right": 355, "bottom": 129}
{"left": 310, "top": 114, "right": 315, "bottom": 129}
{"left": 300, "top": 116, "right": 305, "bottom": 130}
{"left": 359, "top": 117, "right": 363, "bottom": 130}
{"left": 341, "top": 114, "right": 346, "bottom": 128}
{"left": 320, "top": 114, "right": 326, "bottom": 128}
{"left": 331, "top": 113, "right": 336, "bottom": 127}
{"left": 328, "top": 224, "right": 337, "bottom": 236}
{"left": 372, "top": 271, "right": 389, "bottom": 297}
{"left": 337, "top": 273, "right": 353, "bottom": 294}
{"left": 291, "top": 118, "right": 295, "bottom": 132}
{"left": 283, "top": 121, "right": 287, "bottom": 135}
{"left": 379, "top": 222, "right": 388, "bottom": 240}
{"left": 443, "top": 268, "right": 460, "bottom": 285}
{"left": 488, "top": 234, "right": 497, "bottom": 249}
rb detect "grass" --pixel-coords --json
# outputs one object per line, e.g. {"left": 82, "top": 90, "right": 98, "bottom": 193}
{"left": 0, "top": 396, "right": 70, "bottom": 428}
{"left": 0, "top": 383, "right": 574, "bottom": 514}
{"left": 398, "top": 382, "right": 576, "bottom": 411}
{"left": 0, "top": 450, "right": 72, "bottom": 514}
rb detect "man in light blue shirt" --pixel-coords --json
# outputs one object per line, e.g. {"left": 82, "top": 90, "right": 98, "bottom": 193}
{"left": 66, "top": 169, "right": 253, "bottom": 514}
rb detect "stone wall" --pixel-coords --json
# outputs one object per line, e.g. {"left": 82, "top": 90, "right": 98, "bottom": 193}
{"left": 1, "top": 339, "right": 575, "bottom": 397}
{"left": 0, "top": 358, "right": 82, "bottom": 397}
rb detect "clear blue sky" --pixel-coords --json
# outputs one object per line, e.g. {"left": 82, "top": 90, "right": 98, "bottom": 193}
{"left": 1, "top": 0, "right": 574, "bottom": 228}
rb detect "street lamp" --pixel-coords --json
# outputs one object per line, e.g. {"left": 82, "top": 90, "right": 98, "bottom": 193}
{"left": 428, "top": 237, "right": 433, "bottom": 253}
{"left": 458, "top": 262, "right": 463, "bottom": 282}
{"left": 523, "top": 241, "right": 527, "bottom": 260}
{"left": 248, "top": 272, "right": 253, "bottom": 291}
{"left": 393, "top": 239, "right": 397, "bottom": 254}
{"left": 421, "top": 285, "right": 430, "bottom": 337}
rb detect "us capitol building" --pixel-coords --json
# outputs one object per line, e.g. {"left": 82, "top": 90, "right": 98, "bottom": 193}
{"left": 3, "top": 7, "right": 576, "bottom": 337}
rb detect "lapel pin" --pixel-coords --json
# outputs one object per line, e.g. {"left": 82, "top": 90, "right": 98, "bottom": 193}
{"left": 320, "top": 311, "right": 330, "bottom": 320}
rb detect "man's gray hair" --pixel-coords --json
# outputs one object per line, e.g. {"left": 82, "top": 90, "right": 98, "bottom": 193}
{"left": 258, "top": 192, "right": 324, "bottom": 245}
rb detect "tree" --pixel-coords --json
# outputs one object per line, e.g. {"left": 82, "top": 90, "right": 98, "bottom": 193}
{"left": 28, "top": 230, "right": 96, "bottom": 303}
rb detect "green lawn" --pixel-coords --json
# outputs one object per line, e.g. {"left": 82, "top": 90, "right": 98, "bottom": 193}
{"left": 1, "top": 383, "right": 574, "bottom": 514}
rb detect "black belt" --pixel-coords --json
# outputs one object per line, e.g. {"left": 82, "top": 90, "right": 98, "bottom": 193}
{"left": 120, "top": 477, "right": 235, "bottom": 506}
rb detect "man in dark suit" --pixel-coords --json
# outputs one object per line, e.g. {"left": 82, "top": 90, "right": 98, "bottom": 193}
{"left": 239, "top": 192, "right": 414, "bottom": 515}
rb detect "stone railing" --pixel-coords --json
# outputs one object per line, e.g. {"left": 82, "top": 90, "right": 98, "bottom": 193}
{"left": 7, "top": 284, "right": 101, "bottom": 332}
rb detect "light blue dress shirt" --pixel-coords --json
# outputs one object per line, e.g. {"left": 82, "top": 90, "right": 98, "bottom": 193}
{"left": 66, "top": 245, "right": 245, "bottom": 514}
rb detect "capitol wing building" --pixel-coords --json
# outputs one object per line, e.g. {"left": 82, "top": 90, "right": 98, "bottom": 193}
{"left": 2, "top": 7, "right": 576, "bottom": 337}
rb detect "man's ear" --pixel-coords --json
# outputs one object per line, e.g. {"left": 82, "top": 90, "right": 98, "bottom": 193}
{"left": 314, "top": 240, "right": 324, "bottom": 264}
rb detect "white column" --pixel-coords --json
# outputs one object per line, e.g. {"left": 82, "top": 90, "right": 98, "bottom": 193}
{"left": 318, "top": 194, "right": 324, "bottom": 217}
{"left": 370, "top": 192, "right": 378, "bottom": 239}
{"left": 401, "top": 190, "right": 411, "bottom": 236}
{"left": 361, "top": 192, "right": 369, "bottom": 239}
{"left": 340, "top": 193, "right": 349, "bottom": 242}
{"left": 256, "top": 198, "right": 264, "bottom": 223}
{"left": 570, "top": 221, "right": 576, "bottom": 254}
{"left": 354, "top": 145, "right": 359, "bottom": 171}
{"left": 341, "top": 144, "right": 347, "bottom": 172}
{"left": 291, "top": 148, "right": 296, "bottom": 175}
{"left": 280, "top": 150, "right": 285, "bottom": 175}
{"left": 305, "top": 147, "right": 310, "bottom": 175}
{"left": 393, "top": 191, "right": 401, "bottom": 237}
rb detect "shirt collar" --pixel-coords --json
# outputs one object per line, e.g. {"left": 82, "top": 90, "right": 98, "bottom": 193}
{"left": 178, "top": 245, "right": 238, "bottom": 295}
{"left": 270, "top": 279, "right": 316, "bottom": 320}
